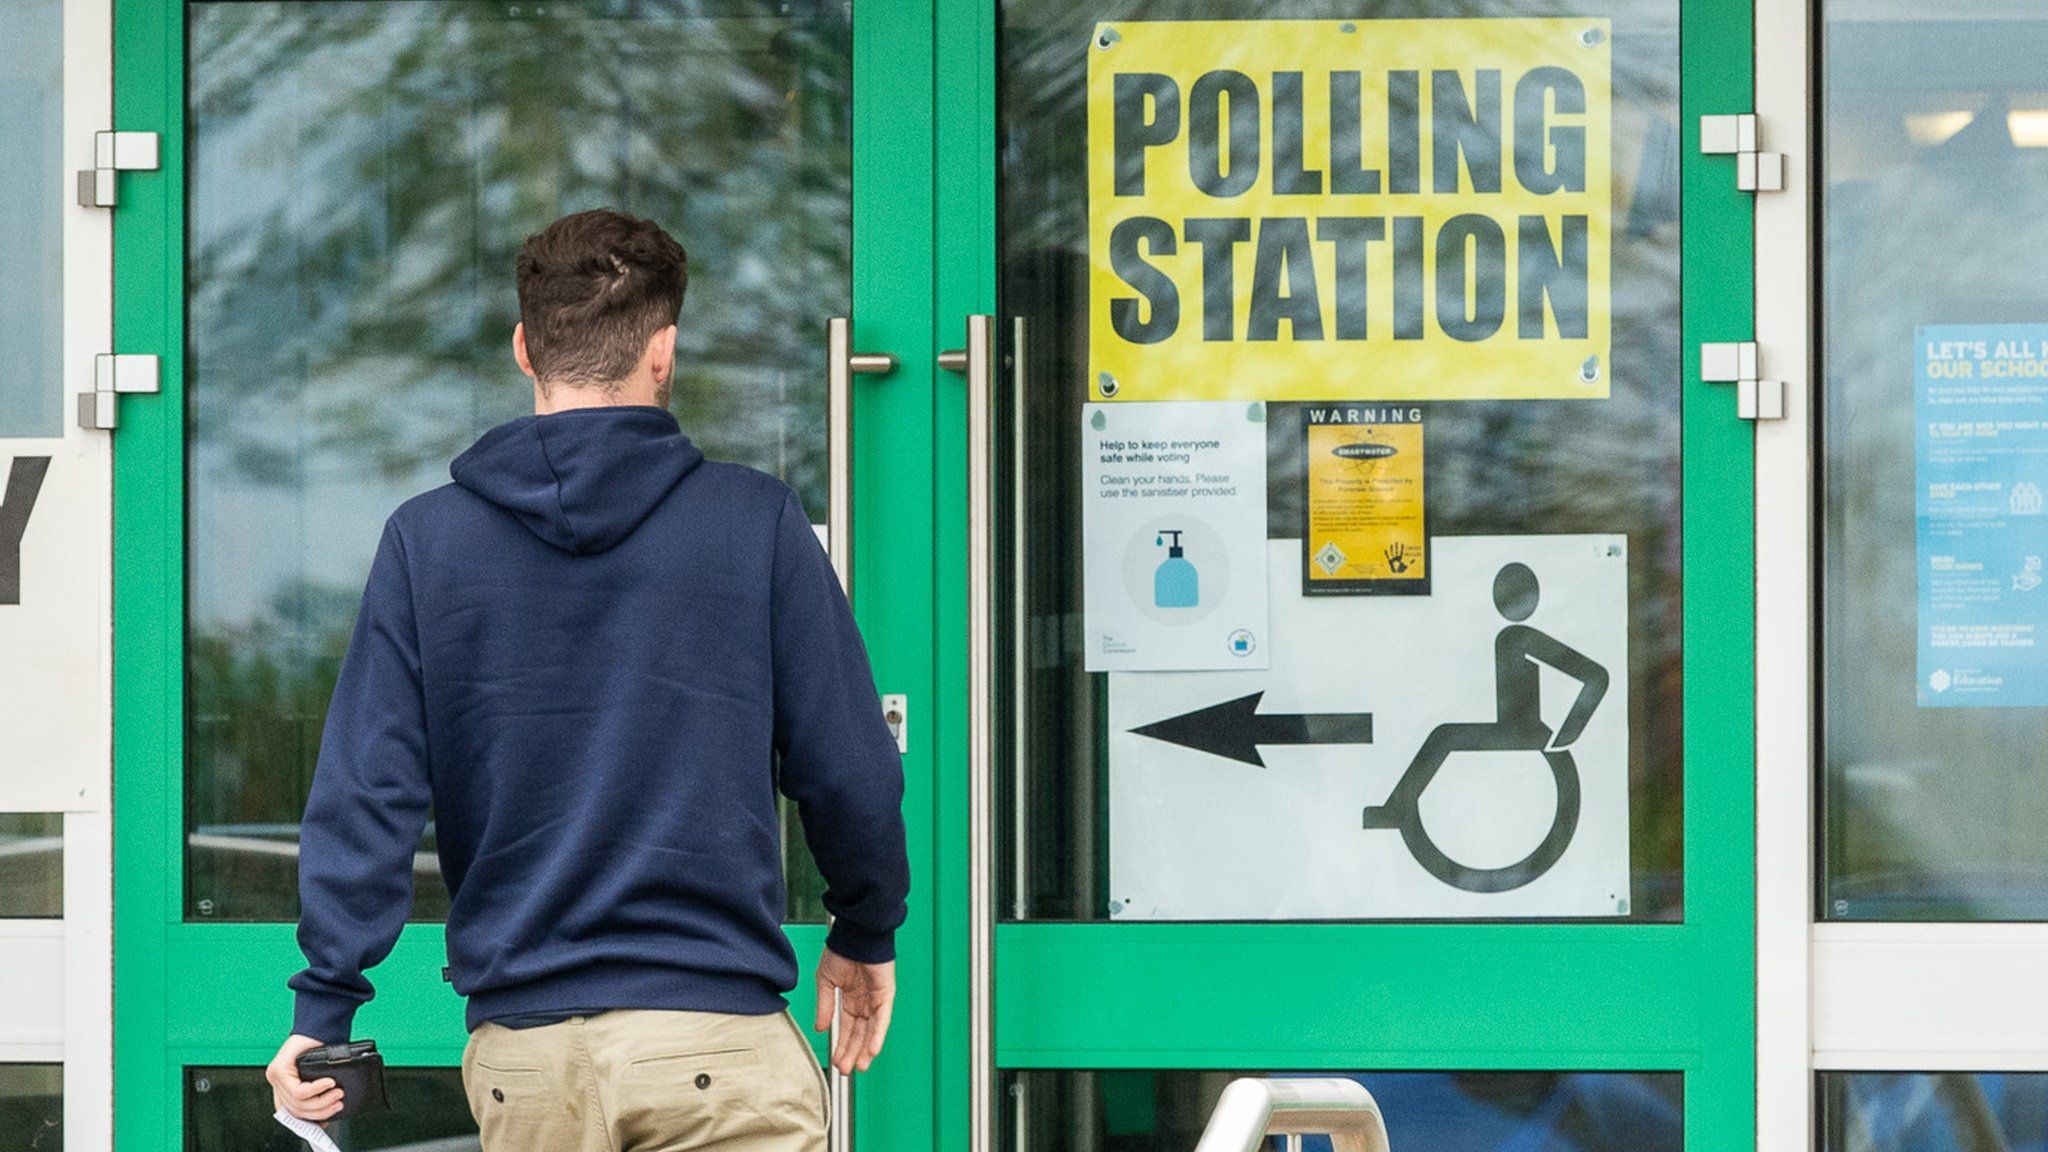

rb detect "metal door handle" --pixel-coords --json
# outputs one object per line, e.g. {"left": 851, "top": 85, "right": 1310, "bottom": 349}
{"left": 827, "top": 316, "right": 898, "bottom": 595}
{"left": 940, "top": 314, "right": 998, "bottom": 1152}
{"left": 1008, "top": 318, "right": 1030, "bottom": 924}
{"left": 1194, "top": 1079, "right": 1391, "bottom": 1152}
{"left": 825, "top": 317, "right": 893, "bottom": 1152}
{"left": 829, "top": 989, "right": 852, "bottom": 1152}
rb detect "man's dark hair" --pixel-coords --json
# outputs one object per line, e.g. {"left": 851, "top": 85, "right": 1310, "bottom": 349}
{"left": 516, "top": 209, "right": 688, "bottom": 388}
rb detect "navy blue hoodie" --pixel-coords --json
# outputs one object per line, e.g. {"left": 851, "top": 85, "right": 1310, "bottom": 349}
{"left": 289, "top": 405, "right": 909, "bottom": 1042}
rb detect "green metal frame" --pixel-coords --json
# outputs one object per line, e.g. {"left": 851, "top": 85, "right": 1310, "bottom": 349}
{"left": 112, "top": 0, "right": 938, "bottom": 1147}
{"left": 932, "top": 1, "right": 1758, "bottom": 1150}
{"left": 117, "top": 0, "right": 1754, "bottom": 1146}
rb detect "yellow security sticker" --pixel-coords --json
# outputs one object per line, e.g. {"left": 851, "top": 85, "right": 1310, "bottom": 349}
{"left": 1303, "top": 404, "right": 1427, "bottom": 595}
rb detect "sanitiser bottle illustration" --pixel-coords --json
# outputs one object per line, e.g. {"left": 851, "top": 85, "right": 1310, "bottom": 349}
{"left": 1153, "top": 529, "right": 1200, "bottom": 608}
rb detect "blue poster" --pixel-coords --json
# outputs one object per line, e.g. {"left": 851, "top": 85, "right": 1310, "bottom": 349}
{"left": 1917, "top": 324, "right": 2048, "bottom": 707}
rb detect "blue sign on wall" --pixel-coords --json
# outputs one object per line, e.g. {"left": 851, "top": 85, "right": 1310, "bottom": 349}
{"left": 1917, "top": 324, "right": 2048, "bottom": 707}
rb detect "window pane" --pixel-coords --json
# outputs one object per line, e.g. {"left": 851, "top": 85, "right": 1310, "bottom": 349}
{"left": 0, "top": 0, "right": 62, "bottom": 437}
{"left": 0, "top": 1064, "right": 61, "bottom": 1148}
{"left": 0, "top": 812, "right": 62, "bottom": 918}
{"left": 187, "top": 1066, "right": 476, "bottom": 1151}
{"left": 1821, "top": 1072, "right": 2048, "bottom": 1152}
{"left": 1820, "top": 5, "right": 2048, "bottom": 920}
{"left": 1008, "top": 1070, "right": 1681, "bottom": 1151}
{"left": 182, "top": 0, "right": 849, "bottom": 922}
{"left": 1001, "top": 1, "right": 1684, "bottom": 921}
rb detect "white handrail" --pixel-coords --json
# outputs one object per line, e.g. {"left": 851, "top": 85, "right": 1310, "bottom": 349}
{"left": 1193, "top": 1079, "right": 1392, "bottom": 1152}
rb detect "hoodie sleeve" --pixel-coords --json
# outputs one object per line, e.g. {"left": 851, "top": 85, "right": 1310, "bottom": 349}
{"left": 288, "top": 519, "right": 434, "bottom": 1042}
{"left": 769, "top": 490, "right": 910, "bottom": 963}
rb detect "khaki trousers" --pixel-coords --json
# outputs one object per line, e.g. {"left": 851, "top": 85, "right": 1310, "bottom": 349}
{"left": 460, "top": 1009, "right": 829, "bottom": 1152}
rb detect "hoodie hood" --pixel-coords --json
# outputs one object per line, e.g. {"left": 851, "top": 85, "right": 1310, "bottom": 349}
{"left": 451, "top": 406, "right": 704, "bottom": 555}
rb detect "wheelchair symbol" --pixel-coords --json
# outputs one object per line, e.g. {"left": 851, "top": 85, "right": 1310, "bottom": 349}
{"left": 1362, "top": 563, "right": 1611, "bottom": 893}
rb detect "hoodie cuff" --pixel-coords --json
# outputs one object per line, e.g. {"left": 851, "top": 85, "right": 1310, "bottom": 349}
{"left": 292, "top": 991, "right": 360, "bottom": 1045}
{"left": 825, "top": 919, "right": 896, "bottom": 965}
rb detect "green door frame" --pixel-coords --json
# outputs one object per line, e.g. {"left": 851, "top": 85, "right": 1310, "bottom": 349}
{"left": 933, "top": 2, "right": 1757, "bottom": 1150}
{"left": 110, "top": 1, "right": 941, "bottom": 1147}
{"left": 114, "top": 0, "right": 1756, "bottom": 1147}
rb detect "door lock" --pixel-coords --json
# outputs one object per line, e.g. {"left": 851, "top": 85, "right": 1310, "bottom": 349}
{"left": 881, "top": 694, "right": 908, "bottom": 754}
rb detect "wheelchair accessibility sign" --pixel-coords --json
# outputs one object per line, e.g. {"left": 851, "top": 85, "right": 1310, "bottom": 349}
{"left": 1106, "top": 535, "right": 1629, "bottom": 919}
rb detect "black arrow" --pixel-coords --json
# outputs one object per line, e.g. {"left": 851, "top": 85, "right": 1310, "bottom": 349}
{"left": 1128, "top": 691, "right": 1374, "bottom": 768}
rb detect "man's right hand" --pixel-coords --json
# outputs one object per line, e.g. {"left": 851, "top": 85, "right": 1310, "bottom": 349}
{"left": 266, "top": 1034, "right": 344, "bottom": 1122}
{"left": 814, "top": 948, "right": 896, "bottom": 1074}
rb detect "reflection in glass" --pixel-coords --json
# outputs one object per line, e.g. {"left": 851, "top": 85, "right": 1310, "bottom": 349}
{"left": 1007, "top": 1070, "right": 1681, "bottom": 1152}
{"left": 0, "top": 1064, "right": 61, "bottom": 1148}
{"left": 1000, "top": 0, "right": 1684, "bottom": 921}
{"left": 183, "top": 0, "right": 849, "bottom": 921}
{"left": 1822, "top": 1072, "right": 2048, "bottom": 1152}
{"left": 187, "top": 1066, "right": 476, "bottom": 1151}
{"left": 1820, "top": 6, "right": 2048, "bottom": 920}
{"left": 0, "top": 813, "right": 63, "bottom": 918}
{"left": 0, "top": 0, "right": 62, "bottom": 436}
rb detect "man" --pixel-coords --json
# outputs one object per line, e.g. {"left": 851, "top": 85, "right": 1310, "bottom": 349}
{"left": 266, "top": 208, "right": 909, "bottom": 1151}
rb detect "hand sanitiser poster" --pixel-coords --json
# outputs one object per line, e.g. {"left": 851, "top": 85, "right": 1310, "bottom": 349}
{"left": 1082, "top": 401, "right": 1270, "bottom": 672}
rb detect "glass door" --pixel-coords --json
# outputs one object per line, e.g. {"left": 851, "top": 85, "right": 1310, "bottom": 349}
{"left": 943, "top": 0, "right": 1758, "bottom": 1146}
{"left": 112, "top": 2, "right": 938, "bottom": 1148}
{"left": 1804, "top": 2, "right": 2048, "bottom": 1149}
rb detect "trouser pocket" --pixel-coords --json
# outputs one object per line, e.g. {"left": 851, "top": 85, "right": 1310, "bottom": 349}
{"left": 461, "top": 1022, "right": 585, "bottom": 1152}
{"left": 777, "top": 1008, "right": 832, "bottom": 1132}
{"left": 604, "top": 1010, "right": 824, "bottom": 1148}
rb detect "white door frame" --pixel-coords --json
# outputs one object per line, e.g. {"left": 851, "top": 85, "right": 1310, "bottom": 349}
{"left": 1753, "top": 0, "right": 1815, "bottom": 1149}
{"left": 0, "top": 0, "right": 114, "bottom": 1143}
{"left": 1755, "top": 1, "right": 2048, "bottom": 1150}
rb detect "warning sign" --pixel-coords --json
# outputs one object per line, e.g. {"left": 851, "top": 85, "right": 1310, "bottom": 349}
{"left": 1108, "top": 535, "right": 1630, "bottom": 919}
{"left": 1303, "top": 403, "right": 1428, "bottom": 595}
{"left": 1087, "top": 18, "right": 1613, "bottom": 403}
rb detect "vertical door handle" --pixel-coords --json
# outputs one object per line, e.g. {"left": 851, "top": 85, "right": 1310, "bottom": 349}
{"left": 940, "top": 314, "right": 998, "bottom": 1152}
{"left": 824, "top": 316, "right": 893, "bottom": 1152}
{"left": 1009, "top": 318, "right": 1030, "bottom": 925}
{"left": 827, "top": 316, "right": 898, "bottom": 595}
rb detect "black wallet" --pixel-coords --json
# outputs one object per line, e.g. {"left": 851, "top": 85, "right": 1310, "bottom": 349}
{"left": 295, "top": 1040, "right": 391, "bottom": 1117}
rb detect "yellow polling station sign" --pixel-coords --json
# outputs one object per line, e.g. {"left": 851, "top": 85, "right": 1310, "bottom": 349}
{"left": 1088, "top": 19, "right": 1611, "bottom": 403}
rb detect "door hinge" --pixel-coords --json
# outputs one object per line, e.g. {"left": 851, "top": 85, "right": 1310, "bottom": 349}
{"left": 1700, "top": 114, "right": 1784, "bottom": 193}
{"left": 1701, "top": 341, "right": 1785, "bottom": 421}
{"left": 75, "top": 131, "right": 160, "bottom": 208}
{"left": 77, "top": 353, "right": 161, "bottom": 431}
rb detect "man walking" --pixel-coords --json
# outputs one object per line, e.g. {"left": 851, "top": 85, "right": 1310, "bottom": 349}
{"left": 266, "top": 209, "right": 909, "bottom": 1150}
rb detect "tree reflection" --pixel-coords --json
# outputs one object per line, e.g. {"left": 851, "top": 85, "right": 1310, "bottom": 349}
{"left": 183, "top": 0, "right": 850, "bottom": 920}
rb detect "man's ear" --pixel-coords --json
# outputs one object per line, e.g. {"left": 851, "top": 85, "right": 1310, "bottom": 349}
{"left": 513, "top": 322, "right": 536, "bottom": 379}
{"left": 647, "top": 325, "right": 677, "bottom": 381}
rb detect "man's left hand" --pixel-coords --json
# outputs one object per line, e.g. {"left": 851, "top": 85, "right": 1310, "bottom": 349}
{"left": 267, "top": 1034, "right": 344, "bottom": 1123}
